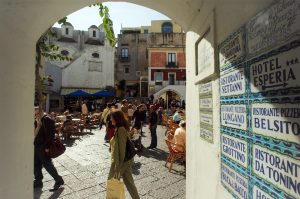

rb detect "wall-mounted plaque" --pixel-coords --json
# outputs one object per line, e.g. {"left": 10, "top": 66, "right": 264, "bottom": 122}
{"left": 247, "top": 0, "right": 300, "bottom": 58}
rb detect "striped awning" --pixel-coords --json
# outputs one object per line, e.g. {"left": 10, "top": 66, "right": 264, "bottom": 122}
{"left": 61, "top": 88, "right": 101, "bottom": 95}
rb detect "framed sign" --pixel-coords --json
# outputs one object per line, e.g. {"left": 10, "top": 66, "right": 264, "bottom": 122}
{"left": 195, "top": 10, "right": 217, "bottom": 82}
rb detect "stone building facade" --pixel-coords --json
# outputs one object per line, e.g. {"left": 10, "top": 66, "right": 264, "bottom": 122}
{"left": 45, "top": 23, "right": 115, "bottom": 111}
{"left": 115, "top": 20, "right": 186, "bottom": 100}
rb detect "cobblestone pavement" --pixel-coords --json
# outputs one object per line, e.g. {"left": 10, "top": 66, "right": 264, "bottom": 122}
{"left": 34, "top": 125, "right": 186, "bottom": 199}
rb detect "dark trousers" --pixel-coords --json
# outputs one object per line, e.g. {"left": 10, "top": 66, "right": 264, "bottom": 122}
{"left": 34, "top": 146, "right": 62, "bottom": 183}
{"left": 149, "top": 125, "right": 157, "bottom": 148}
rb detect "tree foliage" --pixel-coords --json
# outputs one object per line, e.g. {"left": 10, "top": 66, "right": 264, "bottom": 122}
{"left": 92, "top": 3, "right": 115, "bottom": 46}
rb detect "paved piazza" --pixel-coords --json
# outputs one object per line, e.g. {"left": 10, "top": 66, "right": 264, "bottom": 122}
{"left": 34, "top": 125, "right": 186, "bottom": 199}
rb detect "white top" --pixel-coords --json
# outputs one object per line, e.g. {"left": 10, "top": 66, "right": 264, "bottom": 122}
{"left": 173, "top": 127, "right": 186, "bottom": 152}
{"left": 128, "top": 108, "right": 134, "bottom": 117}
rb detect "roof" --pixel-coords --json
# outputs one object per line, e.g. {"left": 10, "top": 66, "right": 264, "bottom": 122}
{"left": 89, "top": 25, "right": 99, "bottom": 29}
{"left": 63, "top": 22, "right": 73, "bottom": 27}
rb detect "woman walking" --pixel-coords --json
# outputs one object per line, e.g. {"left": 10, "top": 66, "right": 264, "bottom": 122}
{"left": 108, "top": 109, "right": 140, "bottom": 199}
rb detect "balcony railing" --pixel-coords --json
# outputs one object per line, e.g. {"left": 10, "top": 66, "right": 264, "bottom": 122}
{"left": 166, "top": 62, "right": 178, "bottom": 68}
{"left": 119, "top": 55, "right": 130, "bottom": 62}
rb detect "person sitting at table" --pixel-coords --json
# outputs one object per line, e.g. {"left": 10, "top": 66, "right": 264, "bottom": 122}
{"left": 172, "top": 110, "right": 183, "bottom": 124}
{"left": 173, "top": 120, "right": 186, "bottom": 152}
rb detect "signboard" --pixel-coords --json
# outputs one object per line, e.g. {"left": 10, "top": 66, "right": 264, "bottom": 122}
{"left": 221, "top": 163, "right": 249, "bottom": 199}
{"left": 196, "top": 28, "right": 214, "bottom": 77}
{"left": 219, "top": 28, "right": 245, "bottom": 71}
{"left": 252, "top": 186, "right": 274, "bottom": 199}
{"left": 220, "top": 67, "right": 246, "bottom": 97}
{"left": 199, "top": 81, "right": 213, "bottom": 143}
{"left": 251, "top": 103, "right": 300, "bottom": 145}
{"left": 253, "top": 145, "right": 300, "bottom": 199}
{"left": 221, "top": 133, "right": 248, "bottom": 168}
{"left": 250, "top": 45, "right": 300, "bottom": 93}
{"left": 221, "top": 104, "right": 247, "bottom": 130}
{"left": 247, "top": 0, "right": 300, "bottom": 58}
{"left": 200, "top": 112, "right": 213, "bottom": 125}
{"left": 199, "top": 81, "right": 212, "bottom": 96}
{"left": 220, "top": 1, "right": 300, "bottom": 198}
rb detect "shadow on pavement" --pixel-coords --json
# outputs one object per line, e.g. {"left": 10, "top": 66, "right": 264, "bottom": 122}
{"left": 49, "top": 187, "right": 64, "bottom": 198}
{"left": 139, "top": 148, "right": 168, "bottom": 161}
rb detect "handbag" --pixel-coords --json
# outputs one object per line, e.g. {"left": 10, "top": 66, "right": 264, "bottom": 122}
{"left": 42, "top": 117, "right": 66, "bottom": 158}
{"left": 106, "top": 175, "right": 125, "bottom": 199}
{"left": 116, "top": 128, "right": 136, "bottom": 162}
{"left": 46, "top": 137, "right": 66, "bottom": 158}
{"left": 124, "top": 137, "right": 136, "bottom": 162}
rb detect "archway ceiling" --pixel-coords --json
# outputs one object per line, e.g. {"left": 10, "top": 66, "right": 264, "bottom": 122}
{"left": 7, "top": 0, "right": 204, "bottom": 43}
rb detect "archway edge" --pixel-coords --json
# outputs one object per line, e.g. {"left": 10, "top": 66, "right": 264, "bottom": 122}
{"left": 18, "top": 0, "right": 195, "bottom": 42}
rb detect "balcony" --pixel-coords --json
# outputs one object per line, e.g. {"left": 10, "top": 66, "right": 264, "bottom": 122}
{"left": 119, "top": 55, "right": 130, "bottom": 62}
{"left": 166, "top": 62, "right": 178, "bottom": 68}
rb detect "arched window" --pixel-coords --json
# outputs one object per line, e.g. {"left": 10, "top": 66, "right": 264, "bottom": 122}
{"left": 161, "top": 22, "right": 173, "bottom": 33}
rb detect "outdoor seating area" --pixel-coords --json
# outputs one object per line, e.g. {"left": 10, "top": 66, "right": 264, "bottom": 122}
{"left": 53, "top": 113, "right": 101, "bottom": 141}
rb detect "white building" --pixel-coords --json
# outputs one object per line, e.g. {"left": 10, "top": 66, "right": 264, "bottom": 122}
{"left": 45, "top": 23, "right": 115, "bottom": 111}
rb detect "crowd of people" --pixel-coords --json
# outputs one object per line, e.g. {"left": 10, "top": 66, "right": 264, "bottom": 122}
{"left": 34, "top": 97, "right": 186, "bottom": 198}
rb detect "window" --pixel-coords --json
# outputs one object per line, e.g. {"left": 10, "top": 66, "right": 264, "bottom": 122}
{"left": 161, "top": 22, "right": 173, "bottom": 33}
{"left": 88, "top": 61, "right": 102, "bottom": 72}
{"left": 61, "top": 50, "right": 69, "bottom": 56}
{"left": 121, "top": 48, "right": 128, "bottom": 58}
{"left": 93, "top": 30, "right": 96, "bottom": 37}
{"left": 167, "top": 53, "right": 176, "bottom": 66}
{"left": 144, "top": 29, "right": 149, "bottom": 34}
{"left": 136, "top": 71, "right": 141, "bottom": 76}
{"left": 92, "top": 52, "right": 99, "bottom": 58}
{"left": 65, "top": 28, "right": 69, "bottom": 35}
{"left": 124, "top": 67, "right": 129, "bottom": 74}
{"left": 154, "top": 72, "right": 163, "bottom": 85}
{"left": 168, "top": 73, "right": 175, "bottom": 85}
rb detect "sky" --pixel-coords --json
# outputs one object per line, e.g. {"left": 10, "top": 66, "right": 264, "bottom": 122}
{"left": 53, "top": 2, "right": 170, "bottom": 36}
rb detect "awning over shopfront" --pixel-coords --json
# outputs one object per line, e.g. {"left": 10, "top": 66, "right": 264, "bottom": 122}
{"left": 65, "top": 90, "right": 92, "bottom": 97}
{"left": 92, "top": 90, "right": 114, "bottom": 97}
{"left": 61, "top": 88, "right": 114, "bottom": 97}
{"left": 61, "top": 88, "right": 100, "bottom": 95}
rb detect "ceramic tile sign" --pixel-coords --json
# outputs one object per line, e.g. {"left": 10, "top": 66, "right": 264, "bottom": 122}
{"left": 247, "top": 0, "right": 300, "bottom": 58}
{"left": 252, "top": 186, "right": 274, "bottom": 199}
{"left": 249, "top": 43, "right": 300, "bottom": 93}
{"left": 220, "top": 1, "right": 300, "bottom": 199}
{"left": 221, "top": 163, "right": 249, "bottom": 199}
{"left": 251, "top": 102, "right": 300, "bottom": 145}
{"left": 221, "top": 104, "right": 247, "bottom": 131}
{"left": 199, "top": 82, "right": 214, "bottom": 143}
{"left": 219, "top": 27, "right": 246, "bottom": 72}
{"left": 220, "top": 67, "right": 246, "bottom": 97}
{"left": 221, "top": 133, "right": 248, "bottom": 168}
{"left": 253, "top": 145, "right": 300, "bottom": 199}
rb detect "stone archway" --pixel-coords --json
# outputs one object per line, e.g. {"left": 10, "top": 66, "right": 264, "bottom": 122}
{"left": 0, "top": 1, "right": 274, "bottom": 199}
{"left": 0, "top": 1, "right": 194, "bottom": 198}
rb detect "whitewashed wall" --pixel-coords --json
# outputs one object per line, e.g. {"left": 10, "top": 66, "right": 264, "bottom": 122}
{"left": 62, "top": 45, "right": 114, "bottom": 88}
